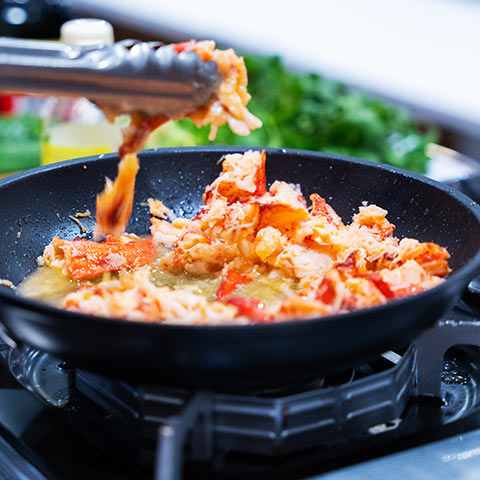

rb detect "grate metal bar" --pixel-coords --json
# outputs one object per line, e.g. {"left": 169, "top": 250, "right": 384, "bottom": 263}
{"left": 414, "top": 308, "right": 480, "bottom": 398}
{"left": 153, "top": 392, "right": 213, "bottom": 480}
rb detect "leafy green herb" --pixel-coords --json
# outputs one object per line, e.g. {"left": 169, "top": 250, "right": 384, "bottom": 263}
{"left": 0, "top": 115, "right": 42, "bottom": 172}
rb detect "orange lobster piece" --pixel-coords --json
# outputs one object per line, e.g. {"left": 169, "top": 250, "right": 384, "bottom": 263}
{"left": 409, "top": 242, "right": 450, "bottom": 276}
{"left": 50, "top": 236, "right": 156, "bottom": 280}
{"left": 310, "top": 194, "right": 343, "bottom": 226}
{"left": 203, "top": 150, "right": 267, "bottom": 204}
{"left": 227, "top": 297, "right": 272, "bottom": 323}
{"left": 216, "top": 269, "right": 252, "bottom": 301}
{"left": 315, "top": 277, "right": 336, "bottom": 304}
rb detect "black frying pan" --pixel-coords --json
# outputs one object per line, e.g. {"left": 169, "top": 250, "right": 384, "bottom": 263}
{"left": 0, "top": 147, "right": 479, "bottom": 389}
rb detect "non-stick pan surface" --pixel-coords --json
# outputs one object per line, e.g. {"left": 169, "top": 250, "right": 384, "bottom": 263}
{"left": 0, "top": 147, "right": 480, "bottom": 389}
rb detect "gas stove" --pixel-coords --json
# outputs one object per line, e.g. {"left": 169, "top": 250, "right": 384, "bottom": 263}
{"left": 1, "top": 297, "right": 480, "bottom": 480}
{"left": 1, "top": 174, "right": 480, "bottom": 480}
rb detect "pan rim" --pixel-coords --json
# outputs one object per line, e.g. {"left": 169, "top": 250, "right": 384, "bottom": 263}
{"left": 1, "top": 145, "right": 480, "bottom": 332}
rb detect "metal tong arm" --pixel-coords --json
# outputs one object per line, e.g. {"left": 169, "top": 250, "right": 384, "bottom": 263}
{"left": 0, "top": 37, "right": 221, "bottom": 117}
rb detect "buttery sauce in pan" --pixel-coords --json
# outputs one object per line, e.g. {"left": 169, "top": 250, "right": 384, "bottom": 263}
{"left": 19, "top": 267, "right": 80, "bottom": 307}
{"left": 19, "top": 258, "right": 298, "bottom": 309}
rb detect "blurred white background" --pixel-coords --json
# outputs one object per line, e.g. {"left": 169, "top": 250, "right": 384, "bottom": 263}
{"left": 74, "top": 0, "right": 480, "bottom": 141}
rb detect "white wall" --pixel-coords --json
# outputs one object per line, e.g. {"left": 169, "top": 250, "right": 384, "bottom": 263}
{"left": 73, "top": 0, "right": 480, "bottom": 135}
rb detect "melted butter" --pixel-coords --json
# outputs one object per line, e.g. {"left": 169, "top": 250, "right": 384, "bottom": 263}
{"left": 150, "top": 268, "right": 222, "bottom": 301}
{"left": 20, "top": 259, "right": 298, "bottom": 308}
{"left": 235, "top": 272, "right": 297, "bottom": 304}
{"left": 150, "top": 265, "right": 297, "bottom": 305}
{"left": 19, "top": 267, "right": 80, "bottom": 307}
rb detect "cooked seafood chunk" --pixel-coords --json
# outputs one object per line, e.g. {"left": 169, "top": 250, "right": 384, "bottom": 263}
{"left": 23, "top": 150, "right": 450, "bottom": 325}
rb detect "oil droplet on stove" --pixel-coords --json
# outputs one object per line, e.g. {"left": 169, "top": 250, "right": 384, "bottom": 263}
{"left": 57, "top": 361, "right": 75, "bottom": 372}
{"left": 441, "top": 369, "right": 468, "bottom": 385}
{"left": 442, "top": 373, "right": 468, "bottom": 385}
{"left": 443, "top": 360, "right": 457, "bottom": 372}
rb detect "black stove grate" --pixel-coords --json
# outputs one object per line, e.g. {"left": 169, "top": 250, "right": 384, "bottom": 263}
{"left": 136, "top": 347, "right": 415, "bottom": 457}
{"left": 7, "top": 344, "right": 416, "bottom": 479}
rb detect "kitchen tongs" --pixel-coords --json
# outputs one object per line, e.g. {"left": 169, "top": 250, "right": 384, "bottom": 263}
{"left": 0, "top": 37, "right": 221, "bottom": 117}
